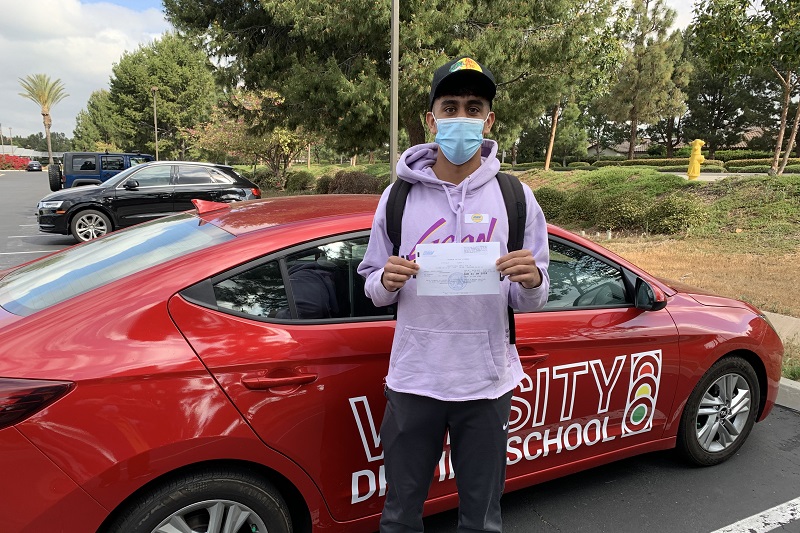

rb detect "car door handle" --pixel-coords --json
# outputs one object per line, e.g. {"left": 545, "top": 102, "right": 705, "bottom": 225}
{"left": 158, "top": 193, "right": 171, "bottom": 198}
{"left": 241, "top": 373, "right": 318, "bottom": 390}
{"left": 517, "top": 348, "right": 549, "bottom": 366}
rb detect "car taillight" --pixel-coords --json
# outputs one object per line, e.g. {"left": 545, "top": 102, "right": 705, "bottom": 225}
{"left": 0, "top": 378, "right": 73, "bottom": 430}
{"left": 251, "top": 188, "right": 261, "bottom": 198}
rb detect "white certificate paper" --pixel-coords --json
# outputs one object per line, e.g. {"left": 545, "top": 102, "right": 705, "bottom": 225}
{"left": 415, "top": 242, "right": 501, "bottom": 296}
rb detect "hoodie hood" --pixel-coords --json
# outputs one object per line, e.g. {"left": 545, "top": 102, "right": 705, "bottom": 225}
{"left": 396, "top": 139, "right": 501, "bottom": 193}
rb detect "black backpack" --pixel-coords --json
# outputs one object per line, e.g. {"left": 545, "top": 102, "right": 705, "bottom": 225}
{"left": 385, "top": 172, "right": 527, "bottom": 343}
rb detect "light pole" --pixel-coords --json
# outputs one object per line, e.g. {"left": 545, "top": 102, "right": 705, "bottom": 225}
{"left": 390, "top": 0, "right": 398, "bottom": 183}
{"left": 151, "top": 86, "right": 159, "bottom": 161}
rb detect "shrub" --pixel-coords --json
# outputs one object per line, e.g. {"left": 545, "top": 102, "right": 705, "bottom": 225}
{"left": 568, "top": 161, "right": 591, "bottom": 168}
{"left": 782, "top": 165, "right": 800, "bottom": 174}
{"left": 725, "top": 157, "right": 800, "bottom": 167}
{"left": 327, "top": 170, "right": 383, "bottom": 194}
{"left": 285, "top": 170, "right": 315, "bottom": 192}
{"left": 593, "top": 158, "right": 725, "bottom": 168}
{"left": 644, "top": 195, "right": 706, "bottom": 234}
{"left": 596, "top": 194, "right": 649, "bottom": 231}
{"left": 315, "top": 174, "right": 334, "bottom": 194}
{"left": 532, "top": 187, "right": 568, "bottom": 221}
{"left": 726, "top": 165, "right": 772, "bottom": 173}
{"left": 0, "top": 155, "right": 30, "bottom": 170}
{"left": 560, "top": 190, "right": 600, "bottom": 226}
{"left": 714, "top": 150, "right": 773, "bottom": 162}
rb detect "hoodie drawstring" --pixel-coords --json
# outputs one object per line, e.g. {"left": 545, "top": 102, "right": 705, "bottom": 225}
{"left": 441, "top": 179, "right": 470, "bottom": 242}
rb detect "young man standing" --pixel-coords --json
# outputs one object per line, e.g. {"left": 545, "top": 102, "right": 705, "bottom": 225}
{"left": 357, "top": 57, "right": 551, "bottom": 533}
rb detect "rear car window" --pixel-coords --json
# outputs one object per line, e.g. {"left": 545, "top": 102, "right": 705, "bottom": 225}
{"left": 71, "top": 155, "right": 96, "bottom": 171}
{"left": 0, "top": 214, "right": 234, "bottom": 316}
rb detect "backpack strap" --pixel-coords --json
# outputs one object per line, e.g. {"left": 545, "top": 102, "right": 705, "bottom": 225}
{"left": 495, "top": 172, "right": 527, "bottom": 345}
{"left": 386, "top": 179, "right": 412, "bottom": 257}
{"left": 496, "top": 172, "right": 526, "bottom": 253}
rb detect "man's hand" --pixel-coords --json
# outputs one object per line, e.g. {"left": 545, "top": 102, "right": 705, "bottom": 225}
{"left": 496, "top": 249, "right": 541, "bottom": 289}
{"left": 381, "top": 256, "right": 420, "bottom": 292}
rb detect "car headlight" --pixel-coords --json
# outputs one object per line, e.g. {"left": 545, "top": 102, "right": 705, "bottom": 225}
{"left": 38, "top": 201, "right": 63, "bottom": 210}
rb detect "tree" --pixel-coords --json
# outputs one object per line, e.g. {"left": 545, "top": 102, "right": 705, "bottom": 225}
{"left": 109, "top": 33, "right": 216, "bottom": 159}
{"left": 584, "top": 103, "right": 628, "bottom": 158}
{"left": 73, "top": 90, "right": 123, "bottom": 152}
{"left": 18, "top": 74, "right": 68, "bottom": 164}
{"left": 190, "top": 92, "right": 312, "bottom": 188}
{"left": 552, "top": 103, "right": 588, "bottom": 166}
{"left": 602, "top": 0, "right": 689, "bottom": 159}
{"left": 164, "top": 0, "right": 608, "bottom": 154}
{"left": 692, "top": 0, "right": 800, "bottom": 174}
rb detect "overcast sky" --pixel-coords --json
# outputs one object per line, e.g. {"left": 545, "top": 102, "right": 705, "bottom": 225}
{"left": 0, "top": 0, "right": 695, "bottom": 140}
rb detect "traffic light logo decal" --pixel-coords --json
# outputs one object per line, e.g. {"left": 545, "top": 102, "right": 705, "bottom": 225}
{"left": 622, "top": 350, "right": 661, "bottom": 437}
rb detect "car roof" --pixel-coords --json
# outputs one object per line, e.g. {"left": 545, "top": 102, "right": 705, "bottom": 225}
{"left": 195, "top": 195, "right": 381, "bottom": 236}
{"left": 140, "top": 160, "right": 236, "bottom": 170}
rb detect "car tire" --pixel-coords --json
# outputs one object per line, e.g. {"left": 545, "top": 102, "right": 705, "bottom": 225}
{"left": 676, "top": 356, "right": 760, "bottom": 466}
{"left": 70, "top": 209, "right": 111, "bottom": 242}
{"left": 48, "top": 164, "right": 62, "bottom": 192}
{"left": 105, "top": 469, "right": 292, "bottom": 533}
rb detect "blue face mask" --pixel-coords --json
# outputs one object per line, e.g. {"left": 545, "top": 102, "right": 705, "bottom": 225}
{"left": 434, "top": 117, "right": 487, "bottom": 166}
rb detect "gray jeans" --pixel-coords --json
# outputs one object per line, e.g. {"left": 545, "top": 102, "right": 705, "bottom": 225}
{"left": 379, "top": 388, "right": 514, "bottom": 533}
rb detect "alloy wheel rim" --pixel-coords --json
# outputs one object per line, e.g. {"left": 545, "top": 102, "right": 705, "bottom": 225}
{"left": 76, "top": 214, "right": 107, "bottom": 240}
{"left": 152, "top": 499, "right": 269, "bottom": 533}
{"left": 695, "top": 372, "right": 751, "bottom": 453}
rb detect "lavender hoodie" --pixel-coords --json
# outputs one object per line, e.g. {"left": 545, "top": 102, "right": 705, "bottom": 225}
{"left": 357, "top": 139, "right": 550, "bottom": 401}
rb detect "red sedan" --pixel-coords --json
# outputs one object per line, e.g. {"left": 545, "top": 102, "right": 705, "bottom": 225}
{"left": 0, "top": 195, "right": 783, "bottom": 533}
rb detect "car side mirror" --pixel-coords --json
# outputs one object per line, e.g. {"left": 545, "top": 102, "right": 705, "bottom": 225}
{"left": 124, "top": 179, "right": 139, "bottom": 190}
{"left": 635, "top": 278, "right": 668, "bottom": 311}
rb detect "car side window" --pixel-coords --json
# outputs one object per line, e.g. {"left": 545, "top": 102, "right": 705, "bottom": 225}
{"left": 282, "top": 236, "right": 394, "bottom": 320}
{"left": 101, "top": 156, "right": 124, "bottom": 171}
{"left": 213, "top": 261, "right": 289, "bottom": 317}
{"left": 209, "top": 235, "right": 394, "bottom": 322}
{"left": 177, "top": 166, "right": 214, "bottom": 185}
{"left": 72, "top": 155, "right": 96, "bottom": 171}
{"left": 543, "top": 239, "right": 627, "bottom": 310}
{"left": 129, "top": 166, "right": 172, "bottom": 187}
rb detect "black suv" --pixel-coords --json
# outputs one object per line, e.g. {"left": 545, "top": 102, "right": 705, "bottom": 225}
{"left": 38, "top": 161, "right": 261, "bottom": 242}
{"left": 48, "top": 152, "right": 155, "bottom": 191}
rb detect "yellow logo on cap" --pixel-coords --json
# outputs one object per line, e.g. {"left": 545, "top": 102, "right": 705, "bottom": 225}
{"left": 450, "top": 58, "right": 482, "bottom": 73}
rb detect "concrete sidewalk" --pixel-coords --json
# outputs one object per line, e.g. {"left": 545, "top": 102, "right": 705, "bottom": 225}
{"left": 764, "top": 312, "right": 800, "bottom": 412}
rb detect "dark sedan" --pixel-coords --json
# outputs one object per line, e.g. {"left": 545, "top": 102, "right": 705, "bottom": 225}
{"left": 36, "top": 161, "right": 261, "bottom": 242}
{"left": 26, "top": 160, "right": 42, "bottom": 172}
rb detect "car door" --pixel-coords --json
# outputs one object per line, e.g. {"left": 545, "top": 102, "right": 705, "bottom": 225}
{"left": 173, "top": 165, "right": 225, "bottom": 212}
{"left": 505, "top": 235, "right": 680, "bottom": 480}
{"left": 168, "top": 232, "right": 398, "bottom": 523}
{"left": 109, "top": 164, "right": 175, "bottom": 227}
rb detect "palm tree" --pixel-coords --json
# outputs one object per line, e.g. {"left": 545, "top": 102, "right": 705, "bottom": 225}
{"left": 18, "top": 74, "right": 68, "bottom": 165}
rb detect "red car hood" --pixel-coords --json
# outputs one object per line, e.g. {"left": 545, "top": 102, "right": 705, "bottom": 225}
{"left": 658, "top": 277, "right": 761, "bottom": 313}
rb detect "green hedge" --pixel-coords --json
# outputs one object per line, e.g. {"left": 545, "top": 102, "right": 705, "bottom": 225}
{"left": 713, "top": 150, "right": 774, "bottom": 162}
{"left": 725, "top": 157, "right": 800, "bottom": 167}
{"left": 568, "top": 161, "right": 591, "bottom": 168}
{"left": 726, "top": 165, "right": 772, "bottom": 173}
{"left": 285, "top": 170, "right": 315, "bottom": 192}
{"left": 593, "top": 158, "right": 724, "bottom": 168}
{"left": 657, "top": 165, "right": 726, "bottom": 172}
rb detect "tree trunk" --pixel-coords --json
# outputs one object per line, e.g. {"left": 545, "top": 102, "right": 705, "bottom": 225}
{"left": 544, "top": 104, "right": 560, "bottom": 171}
{"left": 771, "top": 70, "right": 793, "bottom": 174}
{"left": 43, "top": 111, "right": 54, "bottom": 165}
{"left": 628, "top": 118, "right": 638, "bottom": 160}
{"left": 665, "top": 118, "right": 674, "bottom": 158}
{"left": 778, "top": 100, "right": 800, "bottom": 175}
{"left": 405, "top": 114, "right": 426, "bottom": 147}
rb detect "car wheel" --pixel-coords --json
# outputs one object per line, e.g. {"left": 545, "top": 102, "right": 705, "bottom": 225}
{"left": 676, "top": 356, "right": 759, "bottom": 466}
{"left": 48, "top": 164, "right": 62, "bottom": 192}
{"left": 70, "top": 209, "right": 111, "bottom": 242}
{"left": 106, "top": 469, "right": 292, "bottom": 533}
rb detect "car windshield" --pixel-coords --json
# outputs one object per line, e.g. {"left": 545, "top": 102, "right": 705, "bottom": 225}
{"left": 0, "top": 213, "right": 234, "bottom": 316}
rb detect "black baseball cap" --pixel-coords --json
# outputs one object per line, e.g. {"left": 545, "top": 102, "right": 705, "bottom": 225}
{"left": 428, "top": 57, "right": 497, "bottom": 110}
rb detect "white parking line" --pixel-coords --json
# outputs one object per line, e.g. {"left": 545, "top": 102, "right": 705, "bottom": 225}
{"left": 0, "top": 250, "right": 53, "bottom": 255}
{"left": 710, "top": 496, "right": 800, "bottom": 532}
